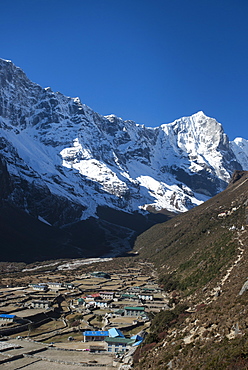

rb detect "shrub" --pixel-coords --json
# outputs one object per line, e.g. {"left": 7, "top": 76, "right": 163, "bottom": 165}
{"left": 159, "top": 273, "right": 180, "bottom": 292}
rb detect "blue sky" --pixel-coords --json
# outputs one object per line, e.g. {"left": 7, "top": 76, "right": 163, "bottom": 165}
{"left": 1, "top": 0, "right": 248, "bottom": 140}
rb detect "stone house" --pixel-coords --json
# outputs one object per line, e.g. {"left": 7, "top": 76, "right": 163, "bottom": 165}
{"left": 99, "top": 291, "right": 115, "bottom": 300}
{"left": 138, "top": 292, "right": 153, "bottom": 301}
{"left": 31, "top": 300, "right": 52, "bottom": 309}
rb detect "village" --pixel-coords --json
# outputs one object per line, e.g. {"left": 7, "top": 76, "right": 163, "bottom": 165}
{"left": 0, "top": 259, "right": 169, "bottom": 369}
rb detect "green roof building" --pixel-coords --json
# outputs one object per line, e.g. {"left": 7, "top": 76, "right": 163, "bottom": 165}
{"left": 124, "top": 306, "right": 145, "bottom": 317}
{"left": 105, "top": 337, "right": 136, "bottom": 353}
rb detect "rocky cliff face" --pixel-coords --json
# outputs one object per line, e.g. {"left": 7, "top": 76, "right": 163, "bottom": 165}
{"left": 0, "top": 58, "right": 247, "bottom": 259}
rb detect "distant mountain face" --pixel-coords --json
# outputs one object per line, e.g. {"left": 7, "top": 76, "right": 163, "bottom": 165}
{"left": 0, "top": 58, "right": 247, "bottom": 260}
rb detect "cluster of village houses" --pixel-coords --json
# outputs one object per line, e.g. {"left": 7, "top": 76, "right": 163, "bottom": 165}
{"left": 0, "top": 270, "right": 167, "bottom": 354}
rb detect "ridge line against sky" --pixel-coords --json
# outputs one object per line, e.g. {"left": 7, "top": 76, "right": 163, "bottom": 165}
{"left": 0, "top": 0, "right": 248, "bottom": 140}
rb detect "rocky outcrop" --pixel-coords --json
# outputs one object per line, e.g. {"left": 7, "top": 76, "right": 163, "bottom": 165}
{"left": 238, "top": 279, "right": 248, "bottom": 295}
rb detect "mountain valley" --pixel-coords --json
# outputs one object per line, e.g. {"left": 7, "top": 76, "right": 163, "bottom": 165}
{"left": 0, "top": 171, "right": 247, "bottom": 369}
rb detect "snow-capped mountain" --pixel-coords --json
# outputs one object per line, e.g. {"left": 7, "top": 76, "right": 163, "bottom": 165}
{"left": 0, "top": 58, "right": 247, "bottom": 260}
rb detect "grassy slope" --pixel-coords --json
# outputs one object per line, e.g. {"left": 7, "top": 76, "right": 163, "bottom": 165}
{"left": 133, "top": 171, "right": 248, "bottom": 369}
{"left": 134, "top": 172, "right": 248, "bottom": 292}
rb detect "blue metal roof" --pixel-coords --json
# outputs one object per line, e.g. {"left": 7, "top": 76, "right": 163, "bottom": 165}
{"left": 108, "top": 328, "right": 124, "bottom": 338}
{"left": 132, "top": 339, "right": 143, "bottom": 346}
{"left": 0, "top": 314, "right": 16, "bottom": 318}
{"left": 131, "top": 334, "right": 143, "bottom": 346}
{"left": 84, "top": 331, "right": 109, "bottom": 336}
{"left": 131, "top": 334, "right": 143, "bottom": 341}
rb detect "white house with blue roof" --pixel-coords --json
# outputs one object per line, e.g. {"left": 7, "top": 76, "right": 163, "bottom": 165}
{"left": 83, "top": 327, "right": 125, "bottom": 342}
{"left": 83, "top": 330, "right": 109, "bottom": 342}
{"left": 0, "top": 314, "right": 17, "bottom": 323}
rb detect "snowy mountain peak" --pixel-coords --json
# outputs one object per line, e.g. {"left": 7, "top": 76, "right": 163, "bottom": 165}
{"left": 0, "top": 58, "right": 247, "bottom": 230}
